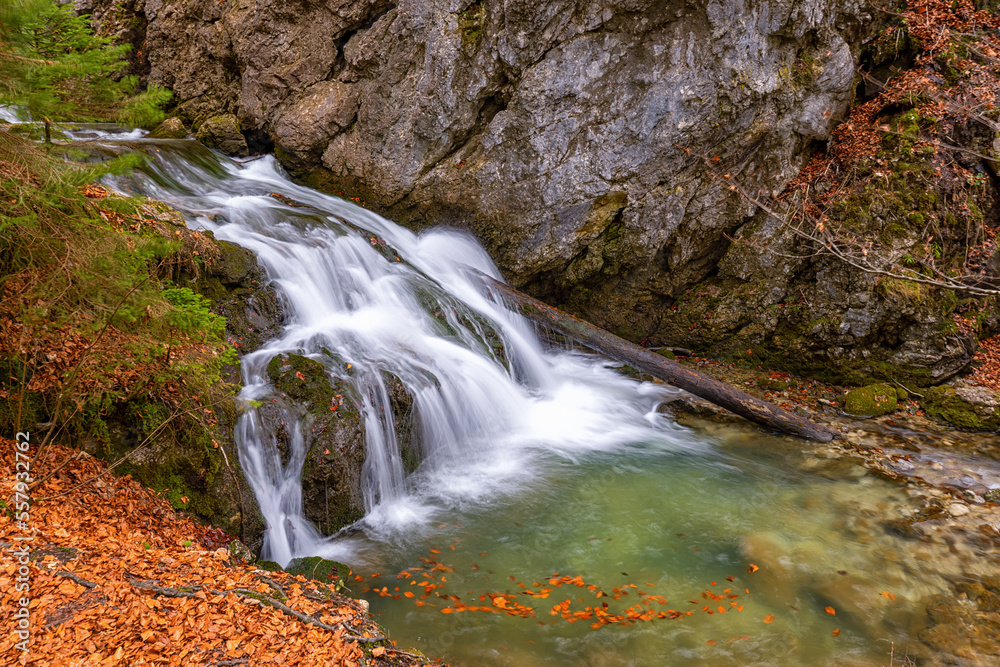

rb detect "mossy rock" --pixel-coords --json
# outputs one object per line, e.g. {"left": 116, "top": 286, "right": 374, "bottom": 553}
{"left": 228, "top": 539, "right": 255, "bottom": 565}
{"left": 148, "top": 117, "right": 189, "bottom": 139}
{"left": 844, "top": 383, "right": 898, "bottom": 416}
{"left": 655, "top": 349, "right": 676, "bottom": 360}
{"left": 757, "top": 377, "right": 789, "bottom": 391}
{"left": 195, "top": 114, "right": 249, "bottom": 157}
{"left": 267, "top": 353, "right": 336, "bottom": 408}
{"left": 284, "top": 556, "right": 352, "bottom": 589}
{"left": 921, "top": 385, "right": 1000, "bottom": 431}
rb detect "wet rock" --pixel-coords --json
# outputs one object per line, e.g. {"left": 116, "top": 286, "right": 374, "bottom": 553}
{"left": 195, "top": 114, "right": 249, "bottom": 157}
{"left": 284, "top": 556, "right": 353, "bottom": 588}
{"left": 947, "top": 502, "right": 970, "bottom": 517}
{"left": 922, "top": 384, "right": 1000, "bottom": 431}
{"left": 267, "top": 354, "right": 336, "bottom": 407}
{"left": 148, "top": 117, "right": 189, "bottom": 139}
{"left": 198, "top": 239, "right": 284, "bottom": 356}
{"left": 956, "top": 582, "right": 1000, "bottom": 612}
{"left": 844, "top": 383, "right": 898, "bottom": 417}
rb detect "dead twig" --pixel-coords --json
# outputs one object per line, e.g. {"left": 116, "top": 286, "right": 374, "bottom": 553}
{"left": 54, "top": 570, "right": 97, "bottom": 588}
{"left": 128, "top": 579, "right": 385, "bottom": 644}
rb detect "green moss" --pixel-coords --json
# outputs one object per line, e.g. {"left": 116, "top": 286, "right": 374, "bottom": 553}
{"left": 844, "top": 383, "right": 898, "bottom": 416}
{"left": 458, "top": 2, "right": 484, "bottom": 46}
{"left": 267, "top": 353, "right": 337, "bottom": 409}
{"left": 757, "top": 377, "right": 789, "bottom": 391}
{"left": 921, "top": 386, "right": 1000, "bottom": 430}
{"left": 284, "top": 556, "right": 353, "bottom": 591}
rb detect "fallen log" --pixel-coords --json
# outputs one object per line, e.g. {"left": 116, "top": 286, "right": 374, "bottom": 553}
{"left": 471, "top": 270, "right": 839, "bottom": 442}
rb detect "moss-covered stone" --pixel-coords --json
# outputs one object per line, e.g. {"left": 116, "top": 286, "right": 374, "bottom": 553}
{"left": 757, "top": 377, "right": 789, "bottom": 391}
{"left": 844, "top": 383, "right": 898, "bottom": 416}
{"left": 148, "top": 117, "right": 189, "bottom": 139}
{"left": 284, "top": 556, "right": 353, "bottom": 589}
{"left": 267, "top": 353, "right": 336, "bottom": 407}
{"left": 195, "top": 114, "right": 249, "bottom": 157}
{"left": 921, "top": 385, "right": 1000, "bottom": 431}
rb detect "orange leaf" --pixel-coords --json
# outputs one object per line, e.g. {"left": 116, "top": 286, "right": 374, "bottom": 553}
{"left": 747, "top": 564, "right": 759, "bottom": 573}
{"left": 824, "top": 606, "right": 836, "bottom": 616}
{"left": 295, "top": 371, "right": 306, "bottom": 381}
{"left": 372, "top": 646, "right": 386, "bottom": 657}
{"left": 404, "top": 592, "right": 414, "bottom": 598}
{"left": 763, "top": 614, "right": 774, "bottom": 624}
{"left": 832, "top": 629, "right": 840, "bottom": 636}
{"left": 706, "top": 640, "right": 716, "bottom": 645}
{"left": 880, "top": 591, "right": 896, "bottom": 601}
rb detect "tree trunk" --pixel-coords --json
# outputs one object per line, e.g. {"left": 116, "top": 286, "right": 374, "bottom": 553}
{"left": 472, "top": 270, "right": 839, "bottom": 442}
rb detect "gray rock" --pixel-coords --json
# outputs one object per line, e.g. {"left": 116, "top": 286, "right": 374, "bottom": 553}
{"left": 91, "top": 0, "right": 879, "bottom": 327}
{"left": 148, "top": 117, "right": 189, "bottom": 139}
{"left": 195, "top": 114, "right": 249, "bottom": 157}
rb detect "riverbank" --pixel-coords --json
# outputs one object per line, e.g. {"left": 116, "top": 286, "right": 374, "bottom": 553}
{"left": 0, "top": 439, "right": 437, "bottom": 666}
{"left": 659, "top": 352, "right": 1000, "bottom": 665}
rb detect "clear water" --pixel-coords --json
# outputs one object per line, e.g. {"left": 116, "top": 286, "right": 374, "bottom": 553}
{"left": 86, "top": 134, "right": 952, "bottom": 666}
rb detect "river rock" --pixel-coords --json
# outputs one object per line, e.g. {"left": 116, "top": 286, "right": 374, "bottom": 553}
{"left": 148, "top": 116, "right": 189, "bottom": 139}
{"left": 921, "top": 384, "right": 1000, "bottom": 431}
{"left": 89, "top": 0, "right": 998, "bottom": 386}
{"left": 946, "top": 502, "right": 970, "bottom": 517}
{"left": 844, "top": 383, "right": 898, "bottom": 417}
{"left": 195, "top": 114, "right": 249, "bottom": 157}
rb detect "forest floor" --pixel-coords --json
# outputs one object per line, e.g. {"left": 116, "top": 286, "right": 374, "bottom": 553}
{"left": 0, "top": 440, "right": 439, "bottom": 666}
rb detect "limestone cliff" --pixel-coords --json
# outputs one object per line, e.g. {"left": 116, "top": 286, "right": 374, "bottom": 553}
{"left": 90, "top": 0, "right": 1000, "bottom": 385}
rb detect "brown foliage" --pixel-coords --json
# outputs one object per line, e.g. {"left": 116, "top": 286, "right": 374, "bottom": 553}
{"left": 0, "top": 441, "right": 434, "bottom": 666}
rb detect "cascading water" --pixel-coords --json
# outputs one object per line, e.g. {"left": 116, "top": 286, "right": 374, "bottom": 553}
{"left": 65, "top": 130, "right": 993, "bottom": 666}
{"left": 100, "top": 137, "right": 693, "bottom": 566}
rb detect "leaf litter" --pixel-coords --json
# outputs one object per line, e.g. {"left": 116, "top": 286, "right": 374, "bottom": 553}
{"left": 0, "top": 440, "right": 437, "bottom": 666}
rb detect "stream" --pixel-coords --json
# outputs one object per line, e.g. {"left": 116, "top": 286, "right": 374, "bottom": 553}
{"left": 77, "top": 131, "right": 1000, "bottom": 666}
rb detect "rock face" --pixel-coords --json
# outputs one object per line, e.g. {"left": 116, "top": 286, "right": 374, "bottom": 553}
{"left": 91, "top": 0, "right": 878, "bottom": 311}
{"left": 261, "top": 354, "right": 418, "bottom": 536}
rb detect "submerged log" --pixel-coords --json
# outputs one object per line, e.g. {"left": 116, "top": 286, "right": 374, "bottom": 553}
{"left": 472, "top": 270, "right": 839, "bottom": 442}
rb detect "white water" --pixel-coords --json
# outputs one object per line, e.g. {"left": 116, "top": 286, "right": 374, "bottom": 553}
{"left": 99, "top": 138, "right": 701, "bottom": 566}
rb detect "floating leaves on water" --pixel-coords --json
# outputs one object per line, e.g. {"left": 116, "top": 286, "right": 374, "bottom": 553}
{"left": 763, "top": 614, "right": 775, "bottom": 624}
{"left": 367, "top": 546, "right": 771, "bottom": 632}
{"left": 824, "top": 606, "right": 836, "bottom": 616}
{"left": 746, "top": 564, "right": 759, "bottom": 573}
{"left": 832, "top": 629, "right": 840, "bottom": 636}
{"left": 881, "top": 591, "right": 897, "bottom": 601}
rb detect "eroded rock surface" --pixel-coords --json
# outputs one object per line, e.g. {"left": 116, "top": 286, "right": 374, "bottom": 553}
{"left": 91, "top": 0, "right": 882, "bottom": 337}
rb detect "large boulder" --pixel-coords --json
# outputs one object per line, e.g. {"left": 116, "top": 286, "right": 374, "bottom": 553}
{"left": 91, "top": 0, "right": 881, "bottom": 333}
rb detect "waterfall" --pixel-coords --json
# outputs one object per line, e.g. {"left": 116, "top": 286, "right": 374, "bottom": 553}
{"left": 98, "top": 137, "right": 692, "bottom": 565}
